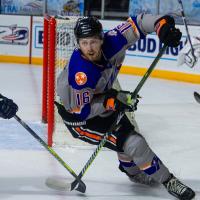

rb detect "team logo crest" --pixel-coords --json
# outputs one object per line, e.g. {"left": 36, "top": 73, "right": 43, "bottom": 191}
{"left": 75, "top": 72, "right": 87, "bottom": 85}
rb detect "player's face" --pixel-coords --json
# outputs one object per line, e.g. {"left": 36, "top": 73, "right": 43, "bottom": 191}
{"left": 79, "top": 37, "right": 103, "bottom": 62}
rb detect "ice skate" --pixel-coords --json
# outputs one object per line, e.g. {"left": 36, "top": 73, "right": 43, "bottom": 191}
{"left": 163, "top": 174, "right": 195, "bottom": 200}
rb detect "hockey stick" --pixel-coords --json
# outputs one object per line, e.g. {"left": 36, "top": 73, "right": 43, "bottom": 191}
{"left": 130, "top": 44, "right": 167, "bottom": 99}
{"left": 194, "top": 91, "right": 200, "bottom": 104}
{"left": 14, "top": 115, "right": 86, "bottom": 193}
{"left": 177, "top": 0, "right": 197, "bottom": 68}
{"left": 50, "top": 44, "right": 167, "bottom": 191}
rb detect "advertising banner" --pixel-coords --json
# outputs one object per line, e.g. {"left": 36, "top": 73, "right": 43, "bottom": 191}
{"left": 1, "top": 0, "right": 43, "bottom": 15}
{"left": 47, "top": 0, "right": 84, "bottom": 16}
{"left": 0, "top": 15, "right": 30, "bottom": 58}
{"left": 32, "top": 17, "right": 43, "bottom": 57}
{"left": 160, "top": 0, "right": 200, "bottom": 25}
{"left": 0, "top": 25, "right": 29, "bottom": 45}
{"left": 129, "top": 0, "right": 200, "bottom": 25}
{"left": 1, "top": 0, "right": 84, "bottom": 16}
{"left": 129, "top": 0, "right": 158, "bottom": 15}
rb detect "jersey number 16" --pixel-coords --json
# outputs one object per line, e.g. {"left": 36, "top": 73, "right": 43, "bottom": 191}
{"left": 76, "top": 91, "right": 90, "bottom": 106}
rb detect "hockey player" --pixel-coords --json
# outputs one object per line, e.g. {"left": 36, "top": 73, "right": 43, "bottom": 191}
{"left": 56, "top": 15, "right": 195, "bottom": 199}
{"left": 0, "top": 94, "right": 18, "bottom": 119}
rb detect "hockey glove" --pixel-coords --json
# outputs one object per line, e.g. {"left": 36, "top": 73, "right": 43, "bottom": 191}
{"left": 0, "top": 94, "right": 18, "bottom": 119}
{"left": 103, "top": 89, "right": 139, "bottom": 112}
{"left": 155, "top": 15, "right": 182, "bottom": 47}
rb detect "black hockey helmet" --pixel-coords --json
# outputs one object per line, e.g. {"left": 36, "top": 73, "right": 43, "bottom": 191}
{"left": 74, "top": 16, "right": 103, "bottom": 41}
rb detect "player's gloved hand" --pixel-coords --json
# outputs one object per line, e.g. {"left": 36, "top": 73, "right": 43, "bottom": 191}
{"left": 155, "top": 15, "right": 182, "bottom": 47}
{"left": 0, "top": 94, "right": 18, "bottom": 119}
{"left": 103, "top": 89, "right": 139, "bottom": 112}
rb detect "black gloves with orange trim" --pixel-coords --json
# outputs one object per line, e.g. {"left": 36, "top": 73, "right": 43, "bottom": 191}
{"left": 103, "top": 89, "right": 139, "bottom": 112}
{"left": 155, "top": 15, "right": 182, "bottom": 47}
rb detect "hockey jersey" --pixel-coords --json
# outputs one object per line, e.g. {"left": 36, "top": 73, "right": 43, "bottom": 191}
{"left": 57, "top": 14, "right": 161, "bottom": 121}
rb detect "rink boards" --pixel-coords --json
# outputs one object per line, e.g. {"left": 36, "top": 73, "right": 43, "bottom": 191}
{"left": 0, "top": 14, "right": 200, "bottom": 83}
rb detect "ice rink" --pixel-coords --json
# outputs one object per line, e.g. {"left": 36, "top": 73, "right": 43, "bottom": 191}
{"left": 0, "top": 62, "right": 200, "bottom": 200}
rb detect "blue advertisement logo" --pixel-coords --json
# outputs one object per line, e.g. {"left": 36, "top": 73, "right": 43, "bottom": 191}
{"left": 34, "top": 25, "right": 43, "bottom": 48}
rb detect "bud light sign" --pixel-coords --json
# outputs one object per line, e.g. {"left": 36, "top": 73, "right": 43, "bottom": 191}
{"left": 127, "top": 34, "right": 185, "bottom": 60}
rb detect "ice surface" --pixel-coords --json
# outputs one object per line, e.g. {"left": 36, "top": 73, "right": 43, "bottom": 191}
{"left": 0, "top": 63, "right": 200, "bottom": 199}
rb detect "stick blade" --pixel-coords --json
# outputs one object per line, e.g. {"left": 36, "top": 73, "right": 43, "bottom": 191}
{"left": 45, "top": 177, "right": 86, "bottom": 193}
{"left": 45, "top": 177, "right": 72, "bottom": 191}
{"left": 75, "top": 182, "right": 86, "bottom": 193}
